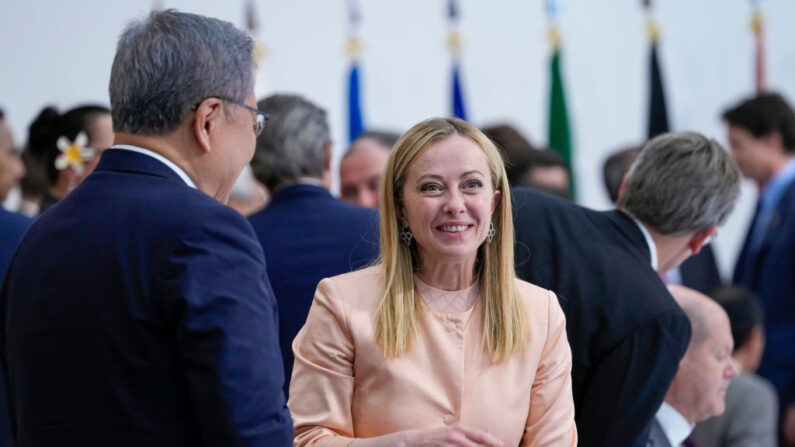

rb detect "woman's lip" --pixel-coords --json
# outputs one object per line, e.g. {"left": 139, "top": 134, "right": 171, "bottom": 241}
{"left": 436, "top": 224, "right": 474, "bottom": 235}
{"left": 436, "top": 222, "right": 474, "bottom": 228}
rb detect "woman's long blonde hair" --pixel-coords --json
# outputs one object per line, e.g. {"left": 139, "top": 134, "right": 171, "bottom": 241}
{"left": 375, "top": 117, "right": 528, "bottom": 361}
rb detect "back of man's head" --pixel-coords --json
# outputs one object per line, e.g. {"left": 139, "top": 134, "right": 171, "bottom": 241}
{"left": 250, "top": 94, "right": 330, "bottom": 191}
{"left": 109, "top": 9, "right": 255, "bottom": 135}
{"left": 666, "top": 285, "right": 738, "bottom": 423}
{"left": 617, "top": 131, "right": 741, "bottom": 236}
{"left": 481, "top": 123, "right": 536, "bottom": 183}
{"left": 723, "top": 93, "right": 795, "bottom": 153}
{"left": 603, "top": 146, "right": 641, "bottom": 204}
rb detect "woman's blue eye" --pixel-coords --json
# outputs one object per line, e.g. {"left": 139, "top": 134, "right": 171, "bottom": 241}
{"left": 421, "top": 183, "right": 441, "bottom": 192}
{"left": 464, "top": 180, "right": 483, "bottom": 189}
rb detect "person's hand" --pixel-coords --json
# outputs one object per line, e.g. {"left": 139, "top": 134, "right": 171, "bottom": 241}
{"left": 402, "top": 424, "right": 507, "bottom": 447}
{"left": 784, "top": 403, "right": 795, "bottom": 446}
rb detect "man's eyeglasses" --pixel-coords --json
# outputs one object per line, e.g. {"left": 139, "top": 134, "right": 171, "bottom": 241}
{"left": 195, "top": 96, "right": 269, "bottom": 136}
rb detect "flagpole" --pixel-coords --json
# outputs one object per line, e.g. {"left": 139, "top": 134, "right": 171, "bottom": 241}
{"left": 751, "top": 0, "right": 765, "bottom": 94}
{"left": 643, "top": 0, "right": 670, "bottom": 139}
{"left": 447, "top": 0, "right": 468, "bottom": 121}
{"left": 244, "top": 0, "right": 270, "bottom": 98}
{"left": 346, "top": 0, "right": 364, "bottom": 144}
{"left": 546, "top": 0, "right": 575, "bottom": 198}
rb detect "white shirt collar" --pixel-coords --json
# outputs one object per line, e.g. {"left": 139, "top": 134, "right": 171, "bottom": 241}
{"left": 656, "top": 402, "right": 693, "bottom": 447}
{"left": 631, "top": 217, "right": 658, "bottom": 271}
{"left": 112, "top": 145, "right": 196, "bottom": 189}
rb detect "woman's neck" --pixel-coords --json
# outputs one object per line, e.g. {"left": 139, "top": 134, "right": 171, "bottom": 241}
{"left": 416, "top": 258, "right": 476, "bottom": 291}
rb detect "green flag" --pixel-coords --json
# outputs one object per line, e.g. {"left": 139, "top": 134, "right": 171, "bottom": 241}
{"left": 547, "top": 48, "right": 575, "bottom": 197}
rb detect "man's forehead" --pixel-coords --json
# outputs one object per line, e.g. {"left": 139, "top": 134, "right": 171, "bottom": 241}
{"left": 701, "top": 315, "right": 733, "bottom": 350}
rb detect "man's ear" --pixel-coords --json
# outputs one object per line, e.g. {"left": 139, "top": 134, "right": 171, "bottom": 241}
{"left": 762, "top": 131, "right": 784, "bottom": 153}
{"left": 688, "top": 226, "right": 717, "bottom": 255}
{"left": 193, "top": 98, "right": 225, "bottom": 154}
{"left": 617, "top": 172, "right": 629, "bottom": 200}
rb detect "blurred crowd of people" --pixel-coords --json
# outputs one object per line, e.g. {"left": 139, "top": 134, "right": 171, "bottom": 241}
{"left": 0, "top": 8, "right": 793, "bottom": 447}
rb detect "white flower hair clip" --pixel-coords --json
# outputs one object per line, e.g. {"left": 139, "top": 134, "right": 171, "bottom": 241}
{"left": 55, "top": 131, "right": 96, "bottom": 175}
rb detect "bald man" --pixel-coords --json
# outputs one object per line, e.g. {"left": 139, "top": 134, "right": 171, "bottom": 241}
{"left": 648, "top": 285, "right": 740, "bottom": 447}
{"left": 339, "top": 131, "right": 399, "bottom": 208}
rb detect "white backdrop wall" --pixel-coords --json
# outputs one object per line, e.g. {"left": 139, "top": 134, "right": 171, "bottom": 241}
{"left": 2, "top": 0, "right": 795, "bottom": 278}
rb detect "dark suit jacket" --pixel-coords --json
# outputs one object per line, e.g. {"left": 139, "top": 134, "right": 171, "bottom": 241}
{"left": 0, "top": 209, "right": 31, "bottom": 285}
{"left": 248, "top": 184, "right": 379, "bottom": 396}
{"left": 512, "top": 187, "right": 691, "bottom": 447}
{"left": 0, "top": 208, "right": 31, "bottom": 446}
{"left": 0, "top": 149, "right": 292, "bottom": 446}
{"left": 734, "top": 179, "right": 795, "bottom": 410}
{"left": 679, "top": 244, "right": 721, "bottom": 295}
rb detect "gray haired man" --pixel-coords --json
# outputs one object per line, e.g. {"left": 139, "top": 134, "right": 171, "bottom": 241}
{"left": 0, "top": 10, "right": 292, "bottom": 445}
{"left": 511, "top": 131, "right": 742, "bottom": 447}
{"left": 247, "top": 94, "right": 379, "bottom": 399}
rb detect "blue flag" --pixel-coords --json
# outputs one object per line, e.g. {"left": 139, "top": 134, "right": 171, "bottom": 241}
{"left": 451, "top": 62, "right": 467, "bottom": 121}
{"left": 348, "top": 62, "right": 364, "bottom": 143}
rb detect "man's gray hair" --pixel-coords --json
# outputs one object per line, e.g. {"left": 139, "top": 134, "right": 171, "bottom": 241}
{"left": 251, "top": 94, "right": 330, "bottom": 191}
{"left": 617, "top": 131, "right": 741, "bottom": 235}
{"left": 109, "top": 9, "right": 255, "bottom": 135}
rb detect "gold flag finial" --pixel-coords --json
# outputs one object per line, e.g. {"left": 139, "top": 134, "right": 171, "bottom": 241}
{"left": 548, "top": 25, "right": 561, "bottom": 48}
{"left": 751, "top": 8, "right": 764, "bottom": 33}
{"left": 253, "top": 41, "right": 269, "bottom": 64}
{"left": 646, "top": 18, "right": 660, "bottom": 42}
{"left": 447, "top": 31, "right": 463, "bottom": 53}
{"left": 346, "top": 36, "right": 364, "bottom": 58}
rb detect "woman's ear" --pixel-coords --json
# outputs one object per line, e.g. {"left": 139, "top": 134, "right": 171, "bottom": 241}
{"left": 491, "top": 189, "right": 501, "bottom": 214}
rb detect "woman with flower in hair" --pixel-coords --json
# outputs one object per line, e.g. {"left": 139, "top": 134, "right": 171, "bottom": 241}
{"left": 25, "top": 104, "right": 113, "bottom": 214}
{"left": 289, "top": 117, "right": 576, "bottom": 446}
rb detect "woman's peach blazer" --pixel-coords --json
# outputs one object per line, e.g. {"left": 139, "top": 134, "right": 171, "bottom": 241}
{"left": 289, "top": 265, "right": 577, "bottom": 446}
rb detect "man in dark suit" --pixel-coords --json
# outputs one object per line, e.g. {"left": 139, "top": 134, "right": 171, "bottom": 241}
{"left": 0, "top": 110, "right": 31, "bottom": 281}
{"left": 248, "top": 94, "right": 379, "bottom": 396}
{"left": 724, "top": 93, "right": 795, "bottom": 445}
{"left": 0, "top": 10, "right": 292, "bottom": 446}
{"left": 0, "top": 109, "right": 31, "bottom": 446}
{"left": 603, "top": 144, "right": 722, "bottom": 294}
{"left": 512, "top": 131, "right": 742, "bottom": 447}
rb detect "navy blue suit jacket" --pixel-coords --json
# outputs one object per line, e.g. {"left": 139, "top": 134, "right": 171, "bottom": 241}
{"left": 511, "top": 187, "right": 691, "bottom": 447}
{"left": 734, "top": 179, "right": 795, "bottom": 410}
{"left": 0, "top": 208, "right": 32, "bottom": 446}
{"left": 0, "top": 149, "right": 292, "bottom": 446}
{"left": 248, "top": 184, "right": 379, "bottom": 396}
{"left": 0, "top": 209, "right": 31, "bottom": 285}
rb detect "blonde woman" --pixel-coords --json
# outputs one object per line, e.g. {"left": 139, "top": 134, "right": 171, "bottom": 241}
{"left": 289, "top": 118, "right": 576, "bottom": 446}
